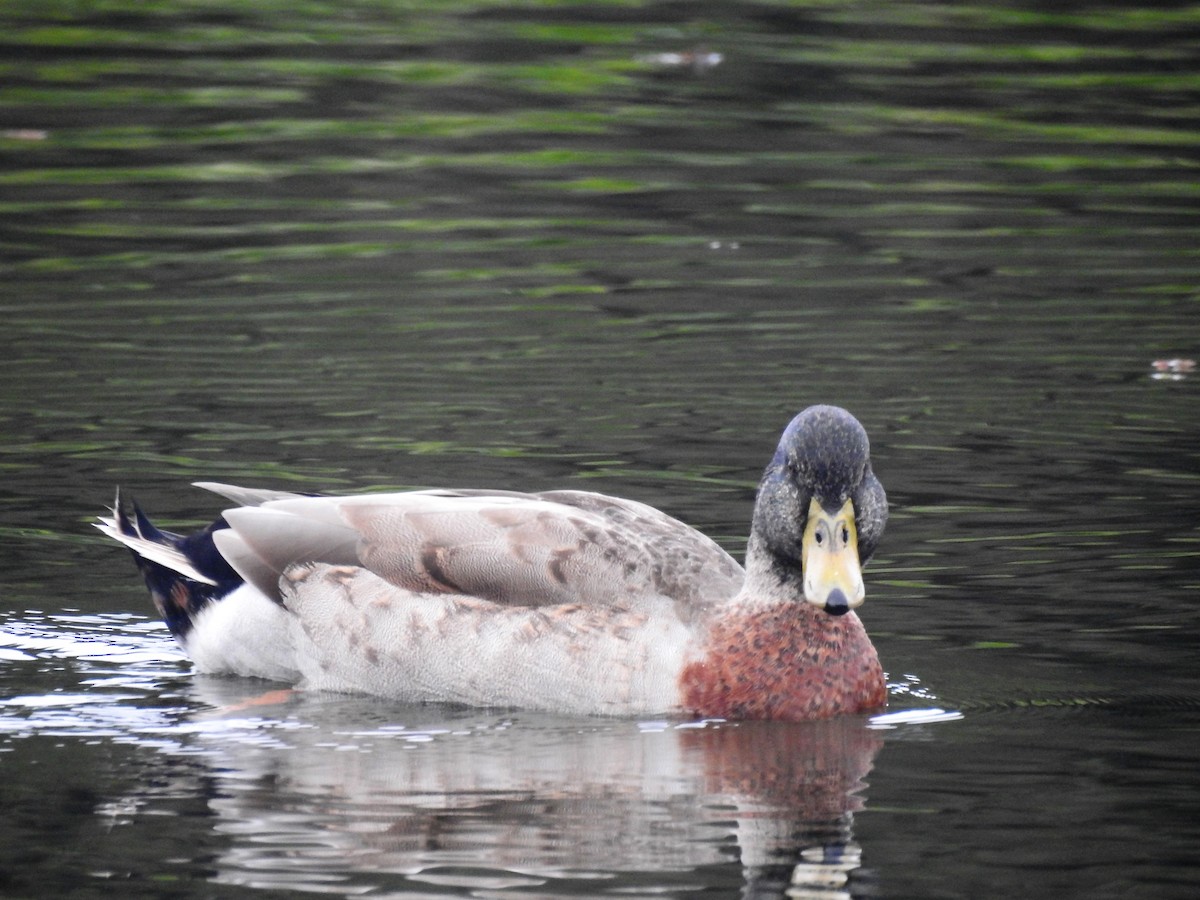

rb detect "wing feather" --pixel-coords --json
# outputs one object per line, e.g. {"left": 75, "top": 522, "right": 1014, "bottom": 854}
{"left": 217, "top": 488, "right": 743, "bottom": 613}
{"left": 194, "top": 481, "right": 308, "bottom": 507}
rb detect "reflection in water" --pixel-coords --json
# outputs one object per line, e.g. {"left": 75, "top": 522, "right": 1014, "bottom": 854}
{"left": 172, "top": 681, "right": 882, "bottom": 896}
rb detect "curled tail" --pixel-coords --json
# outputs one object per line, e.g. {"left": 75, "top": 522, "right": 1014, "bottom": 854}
{"left": 96, "top": 490, "right": 245, "bottom": 640}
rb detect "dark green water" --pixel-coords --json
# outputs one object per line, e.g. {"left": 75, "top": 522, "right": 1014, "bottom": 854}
{"left": 2, "top": 1, "right": 1198, "bottom": 897}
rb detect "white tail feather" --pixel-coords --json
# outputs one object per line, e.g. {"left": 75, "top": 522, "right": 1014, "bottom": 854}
{"left": 94, "top": 513, "right": 218, "bottom": 586}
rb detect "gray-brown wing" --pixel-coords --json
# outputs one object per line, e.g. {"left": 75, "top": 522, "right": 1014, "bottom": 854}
{"left": 215, "top": 488, "right": 743, "bottom": 615}
{"left": 531, "top": 489, "right": 743, "bottom": 613}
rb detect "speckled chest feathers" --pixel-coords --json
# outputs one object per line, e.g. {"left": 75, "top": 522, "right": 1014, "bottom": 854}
{"left": 680, "top": 603, "right": 885, "bottom": 721}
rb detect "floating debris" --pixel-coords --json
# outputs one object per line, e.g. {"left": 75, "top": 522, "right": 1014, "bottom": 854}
{"left": 2, "top": 129, "right": 49, "bottom": 141}
{"left": 1150, "top": 358, "right": 1195, "bottom": 381}
{"left": 638, "top": 48, "right": 724, "bottom": 73}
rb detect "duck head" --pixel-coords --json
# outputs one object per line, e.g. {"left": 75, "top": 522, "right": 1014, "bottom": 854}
{"left": 749, "top": 405, "right": 887, "bottom": 616}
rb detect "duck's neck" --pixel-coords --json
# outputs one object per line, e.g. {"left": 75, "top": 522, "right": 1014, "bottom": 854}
{"left": 679, "top": 537, "right": 885, "bottom": 721}
{"left": 739, "top": 531, "right": 804, "bottom": 607}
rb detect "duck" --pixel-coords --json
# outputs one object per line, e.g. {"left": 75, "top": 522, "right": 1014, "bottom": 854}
{"left": 97, "top": 404, "right": 889, "bottom": 721}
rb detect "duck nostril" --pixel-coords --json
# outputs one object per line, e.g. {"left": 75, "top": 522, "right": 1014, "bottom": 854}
{"left": 823, "top": 589, "right": 850, "bottom": 617}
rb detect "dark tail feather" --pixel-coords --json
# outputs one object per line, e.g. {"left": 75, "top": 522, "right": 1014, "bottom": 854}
{"left": 131, "top": 500, "right": 166, "bottom": 543}
{"left": 98, "top": 492, "right": 244, "bottom": 640}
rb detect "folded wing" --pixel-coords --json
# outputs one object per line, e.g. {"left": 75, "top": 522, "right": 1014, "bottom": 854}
{"left": 202, "top": 484, "right": 743, "bottom": 615}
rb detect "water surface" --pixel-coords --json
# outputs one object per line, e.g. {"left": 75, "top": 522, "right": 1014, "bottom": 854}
{"left": 2, "top": 1, "right": 1199, "bottom": 897}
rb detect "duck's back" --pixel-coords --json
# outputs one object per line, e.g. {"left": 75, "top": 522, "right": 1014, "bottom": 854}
{"left": 210, "top": 486, "right": 745, "bottom": 618}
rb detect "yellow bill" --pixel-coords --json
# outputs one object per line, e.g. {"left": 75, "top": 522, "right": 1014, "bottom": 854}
{"left": 801, "top": 497, "right": 865, "bottom": 616}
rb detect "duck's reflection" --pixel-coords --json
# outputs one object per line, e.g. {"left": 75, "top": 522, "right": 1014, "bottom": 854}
{"left": 167, "top": 679, "right": 883, "bottom": 897}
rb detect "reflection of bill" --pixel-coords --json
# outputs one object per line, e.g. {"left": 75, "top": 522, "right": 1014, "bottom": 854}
{"left": 180, "top": 681, "right": 883, "bottom": 896}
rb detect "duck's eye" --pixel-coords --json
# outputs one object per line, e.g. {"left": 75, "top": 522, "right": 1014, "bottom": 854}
{"left": 813, "top": 526, "right": 825, "bottom": 546}
{"left": 840, "top": 525, "right": 850, "bottom": 545}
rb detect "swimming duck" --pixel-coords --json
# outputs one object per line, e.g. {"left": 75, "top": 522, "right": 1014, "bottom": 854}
{"left": 97, "top": 405, "right": 888, "bottom": 721}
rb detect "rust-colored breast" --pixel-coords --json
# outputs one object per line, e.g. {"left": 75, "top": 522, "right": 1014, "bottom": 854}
{"left": 679, "top": 605, "right": 886, "bottom": 721}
